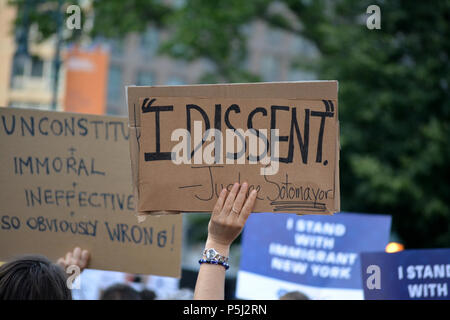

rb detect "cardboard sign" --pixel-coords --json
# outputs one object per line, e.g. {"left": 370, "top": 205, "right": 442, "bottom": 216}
{"left": 127, "top": 81, "right": 340, "bottom": 215}
{"left": 361, "top": 249, "right": 450, "bottom": 300}
{"left": 0, "top": 107, "right": 182, "bottom": 277}
{"left": 236, "top": 212, "right": 391, "bottom": 300}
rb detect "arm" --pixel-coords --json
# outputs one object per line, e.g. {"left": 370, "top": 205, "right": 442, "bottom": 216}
{"left": 194, "top": 182, "right": 257, "bottom": 300}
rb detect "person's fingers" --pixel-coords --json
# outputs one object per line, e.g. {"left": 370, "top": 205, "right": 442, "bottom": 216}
{"left": 56, "top": 258, "right": 66, "bottom": 268}
{"left": 238, "top": 189, "right": 257, "bottom": 224}
{"left": 213, "top": 188, "right": 227, "bottom": 215}
{"left": 80, "top": 250, "right": 90, "bottom": 269}
{"left": 73, "top": 247, "right": 81, "bottom": 262}
{"left": 65, "top": 251, "right": 72, "bottom": 265}
{"left": 231, "top": 182, "right": 248, "bottom": 215}
{"left": 222, "top": 183, "right": 240, "bottom": 215}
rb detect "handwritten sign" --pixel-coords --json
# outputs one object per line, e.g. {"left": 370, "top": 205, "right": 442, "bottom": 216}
{"left": 0, "top": 107, "right": 182, "bottom": 277}
{"left": 361, "top": 249, "right": 450, "bottom": 300}
{"left": 236, "top": 212, "right": 391, "bottom": 300}
{"left": 127, "top": 82, "right": 340, "bottom": 215}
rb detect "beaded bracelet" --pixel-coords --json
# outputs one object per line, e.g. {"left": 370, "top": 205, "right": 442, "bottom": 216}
{"left": 198, "top": 258, "right": 230, "bottom": 270}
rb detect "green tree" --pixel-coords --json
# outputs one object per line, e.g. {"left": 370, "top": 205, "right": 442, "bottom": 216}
{"left": 11, "top": 0, "right": 450, "bottom": 248}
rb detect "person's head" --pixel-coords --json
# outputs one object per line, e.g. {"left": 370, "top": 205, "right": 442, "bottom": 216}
{"left": 0, "top": 254, "right": 71, "bottom": 300}
{"left": 279, "top": 290, "right": 309, "bottom": 300}
{"left": 100, "top": 283, "right": 142, "bottom": 300}
{"left": 140, "top": 289, "right": 156, "bottom": 300}
{"left": 165, "top": 288, "right": 194, "bottom": 300}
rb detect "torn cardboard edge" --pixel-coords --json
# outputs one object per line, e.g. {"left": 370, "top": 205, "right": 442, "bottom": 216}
{"left": 135, "top": 210, "right": 182, "bottom": 223}
{"left": 127, "top": 81, "right": 339, "bottom": 217}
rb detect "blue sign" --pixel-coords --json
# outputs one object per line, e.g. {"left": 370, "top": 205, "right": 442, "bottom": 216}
{"left": 236, "top": 212, "right": 391, "bottom": 300}
{"left": 361, "top": 249, "right": 450, "bottom": 300}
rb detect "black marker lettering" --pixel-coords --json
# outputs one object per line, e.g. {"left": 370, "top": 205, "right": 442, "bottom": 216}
{"left": 285, "top": 108, "right": 310, "bottom": 164}
{"left": 1, "top": 115, "right": 15, "bottom": 135}
{"left": 142, "top": 98, "right": 174, "bottom": 161}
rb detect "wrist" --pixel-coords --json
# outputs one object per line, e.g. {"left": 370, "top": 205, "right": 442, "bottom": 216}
{"left": 205, "top": 238, "right": 230, "bottom": 256}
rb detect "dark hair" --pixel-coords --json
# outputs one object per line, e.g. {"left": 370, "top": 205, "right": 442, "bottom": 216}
{"left": 100, "top": 284, "right": 142, "bottom": 300}
{"left": 140, "top": 289, "right": 156, "bottom": 300}
{"left": 279, "top": 290, "right": 309, "bottom": 300}
{"left": 0, "top": 254, "right": 71, "bottom": 300}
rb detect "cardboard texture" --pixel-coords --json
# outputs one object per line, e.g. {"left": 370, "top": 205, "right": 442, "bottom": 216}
{"left": 127, "top": 81, "right": 339, "bottom": 215}
{"left": 0, "top": 107, "right": 182, "bottom": 277}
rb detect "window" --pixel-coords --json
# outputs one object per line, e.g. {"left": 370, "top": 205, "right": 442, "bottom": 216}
{"left": 11, "top": 56, "right": 26, "bottom": 77}
{"left": 30, "top": 57, "right": 44, "bottom": 77}
{"left": 109, "top": 39, "right": 124, "bottom": 57}
{"left": 240, "top": 23, "right": 253, "bottom": 38}
{"left": 291, "top": 36, "right": 318, "bottom": 59}
{"left": 136, "top": 71, "right": 155, "bottom": 86}
{"left": 267, "top": 29, "right": 284, "bottom": 47}
{"left": 10, "top": 56, "right": 27, "bottom": 89}
{"left": 260, "top": 54, "right": 280, "bottom": 81}
{"left": 10, "top": 55, "right": 49, "bottom": 89}
{"left": 107, "top": 65, "right": 123, "bottom": 104}
{"left": 166, "top": 76, "right": 185, "bottom": 86}
{"left": 141, "top": 27, "right": 159, "bottom": 56}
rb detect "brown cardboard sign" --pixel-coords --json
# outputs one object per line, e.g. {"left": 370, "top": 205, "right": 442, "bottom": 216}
{"left": 128, "top": 81, "right": 340, "bottom": 215}
{"left": 0, "top": 107, "right": 182, "bottom": 277}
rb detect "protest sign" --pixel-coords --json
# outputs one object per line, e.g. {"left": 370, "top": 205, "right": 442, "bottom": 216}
{"left": 236, "top": 212, "right": 391, "bottom": 300}
{"left": 0, "top": 107, "right": 182, "bottom": 277}
{"left": 127, "top": 81, "right": 340, "bottom": 215}
{"left": 361, "top": 249, "right": 450, "bottom": 300}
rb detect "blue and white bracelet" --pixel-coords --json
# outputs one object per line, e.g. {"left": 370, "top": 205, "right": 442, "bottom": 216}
{"left": 198, "top": 258, "right": 230, "bottom": 270}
